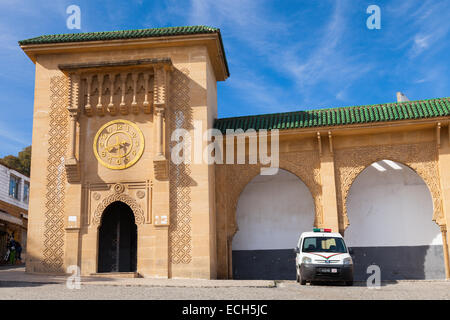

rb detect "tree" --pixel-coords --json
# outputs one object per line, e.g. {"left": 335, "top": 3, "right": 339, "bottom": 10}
{"left": 0, "top": 146, "right": 31, "bottom": 176}
{"left": 18, "top": 146, "right": 31, "bottom": 176}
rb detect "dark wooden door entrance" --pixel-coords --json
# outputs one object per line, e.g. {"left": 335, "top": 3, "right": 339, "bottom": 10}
{"left": 98, "top": 201, "right": 137, "bottom": 272}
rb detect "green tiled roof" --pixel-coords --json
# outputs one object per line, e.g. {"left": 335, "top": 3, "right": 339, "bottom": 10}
{"left": 18, "top": 25, "right": 220, "bottom": 45}
{"left": 214, "top": 97, "right": 450, "bottom": 133}
{"left": 19, "top": 25, "right": 229, "bottom": 77}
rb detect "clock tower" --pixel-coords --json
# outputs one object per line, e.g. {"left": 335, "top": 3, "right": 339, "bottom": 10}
{"left": 20, "top": 26, "right": 229, "bottom": 278}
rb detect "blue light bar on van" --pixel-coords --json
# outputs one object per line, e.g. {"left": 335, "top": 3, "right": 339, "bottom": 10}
{"left": 313, "top": 228, "right": 332, "bottom": 232}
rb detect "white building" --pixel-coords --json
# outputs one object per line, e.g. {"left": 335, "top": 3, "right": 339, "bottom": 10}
{"left": 0, "top": 163, "right": 29, "bottom": 262}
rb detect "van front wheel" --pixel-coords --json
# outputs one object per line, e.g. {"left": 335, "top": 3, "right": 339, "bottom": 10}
{"left": 298, "top": 272, "right": 306, "bottom": 285}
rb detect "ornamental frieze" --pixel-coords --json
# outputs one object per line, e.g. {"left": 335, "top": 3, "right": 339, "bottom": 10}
{"left": 84, "top": 181, "right": 151, "bottom": 226}
{"left": 334, "top": 142, "right": 444, "bottom": 231}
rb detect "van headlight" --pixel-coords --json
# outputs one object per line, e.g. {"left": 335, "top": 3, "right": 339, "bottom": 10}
{"left": 302, "top": 256, "right": 312, "bottom": 264}
{"left": 343, "top": 257, "right": 353, "bottom": 265}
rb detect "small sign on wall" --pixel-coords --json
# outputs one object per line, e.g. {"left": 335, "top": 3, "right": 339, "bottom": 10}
{"left": 67, "top": 215, "right": 79, "bottom": 229}
{"left": 154, "top": 215, "right": 169, "bottom": 226}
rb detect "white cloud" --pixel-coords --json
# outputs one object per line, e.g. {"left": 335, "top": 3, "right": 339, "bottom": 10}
{"left": 0, "top": 122, "right": 30, "bottom": 146}
{"left": 383, "top": 0, "right": 450, "bottom": 96}
{"left": 404, "top": 1, "right": 450, "bottom": 59}
{"left": 414, "top": 35, "right": 430, "bottom": 49}
{"left": 186, "top": 0, "right": 376, "bottom": 109}
{"left": 226, "top": 72, "right": 295, "bottom": 114}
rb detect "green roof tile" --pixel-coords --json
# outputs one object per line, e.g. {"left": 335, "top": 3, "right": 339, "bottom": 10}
{"left": 19, "top": 25, "right": 220, "bottom": 45}
{"left": 19, "top": 25, "right": 229, "bottom": 77}
{"left": 214, "top": 97, "right": 450, "bottom": 133}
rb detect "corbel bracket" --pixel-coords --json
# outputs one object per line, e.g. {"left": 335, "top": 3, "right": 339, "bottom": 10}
{"left": 437, "top": 122, "right": 441, "bottom": 149}
{"left": 317, "top": 132, "right": 322, "bottom": 156}
{"left": 66, "top": 73, "right": 81, "bottom": 183}
{"left": 152, "top": 64, "right": 173, "bottom": 181}
{"left": 328, "top": 131, "right": 333, "bottom": 154}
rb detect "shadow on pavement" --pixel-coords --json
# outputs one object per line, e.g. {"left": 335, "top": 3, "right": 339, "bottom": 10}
{"left": 0, "top": 264, "right": 26, "bottom": 270}
{"left": 0, "top": 281, "right": 59, "bottom": 288}
{"left": 308, "top": 280, "right": 399, "bottom": 287}
{"left": 0, "top": 266, "right": 127, "bottom": 288}
{"left": 277, "top": 280, "right": 400, "bottom": 288}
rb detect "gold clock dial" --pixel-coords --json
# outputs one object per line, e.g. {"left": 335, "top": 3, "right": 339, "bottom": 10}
{"left": 93, "top": 119, "right": 145, "bottom": 170}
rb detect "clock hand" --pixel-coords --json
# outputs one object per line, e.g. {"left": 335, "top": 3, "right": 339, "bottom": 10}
{"left": 106, "top": 142, "right": 120, "bottom": 152}
{"left": 116, "top": 136, "right": 122, "bottom": 156}
{"left": 106, "top": 138, "right": 122, "bottom": 152}
{"left": 108, "top": 141, "right": 128, "bottom": 154}
{"left": 105, "top": 134, "right": 129, "bottom": 153}
{"left": 118, "top": 139, "right": 129, "bottom": 156}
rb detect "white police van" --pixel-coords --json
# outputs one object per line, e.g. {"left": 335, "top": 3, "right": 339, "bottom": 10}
{"left": 294, "top": 228, "right": 353, "bottom": 286}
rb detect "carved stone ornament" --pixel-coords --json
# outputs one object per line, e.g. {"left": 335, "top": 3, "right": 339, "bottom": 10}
{"left": 218, "top": 150, "right": 323, "bottom": 240}
{"left": 153, "top": 158, "right": 169, "bottom": 180}
{"left": 92, "top": 192, "right": 145, "bottom": 225}
{"left": 92, "top": 192, "right": 101, "bottom": 201}
{"left": 65, "top": 73, "right": 81, "bottom": 183}
{"left": 168, "top": 68, "right": 192, "bottom": 264}
{"left": 65, "top": 158, "right": 81, "bottom": 183}
{"left": 113, "top": 183, "right": 125, "bottom": 193}
{"left": 43, "top": 75, "right": 69, "bottom": 273}
{"left": 334, "top": 142, "right": 444, "bottom": 231}
{"left": 136, "top": 190, "right": 146, "bottom": 199}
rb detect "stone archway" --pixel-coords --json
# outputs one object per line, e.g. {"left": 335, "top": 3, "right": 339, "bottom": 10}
{"left": 215, "top": 150, "right": 322, "bottom": 279}
{"left": 92, "top": 192, "right": 145, "bottom": 226}
{"left": 232, "top": 168, "right": 315, "bottom": 279}
{"left": 345, "top": 160, "right": 445, "bottom": 280}
{"left": 221, "top": 150, "right": 323, "bottom": 239}
{"left": 334, "top": 142, "right": 444, "bottom": 232}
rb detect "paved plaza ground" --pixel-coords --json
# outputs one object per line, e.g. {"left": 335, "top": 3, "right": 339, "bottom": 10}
{"left": 0, "top": 266, "right": 449, "bottom": 300}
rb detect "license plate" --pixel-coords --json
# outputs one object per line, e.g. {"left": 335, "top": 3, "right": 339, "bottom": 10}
{"left": 319, "top": 268, "right": 338, "bottom": 273}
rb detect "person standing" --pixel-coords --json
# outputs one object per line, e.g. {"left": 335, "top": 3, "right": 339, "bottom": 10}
{"left": 15, "top": 241, "right": 22, "bottom": 262}
{"left": 3, "top": 245, "right": 9, "bottom": 264}
{"left": 8, "top": 238, "right": 16, "bottom": 265}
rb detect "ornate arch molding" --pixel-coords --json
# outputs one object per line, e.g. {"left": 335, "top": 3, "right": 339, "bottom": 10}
{"left": 334, "top": 142, "right": 444, "bottom": 231}
{"left": 222, "top": 150, "right": 323, "bottom": 238}
{"left": 92, "top": 192, "right": 145, "bottom": 226}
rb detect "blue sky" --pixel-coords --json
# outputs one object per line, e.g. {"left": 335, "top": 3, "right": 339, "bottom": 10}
{"left": 0, "top": 0, "right": 449, "bottom": 157}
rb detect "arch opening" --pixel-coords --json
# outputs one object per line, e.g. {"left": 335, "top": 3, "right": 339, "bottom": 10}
{"left": 98, "top": 201, "right": 137, "bottom": 273}
{"left": 345, "top": 160, "right": 445, "bottom": 280}
{"left": 232, "top": 169, "right": 315, "bottom": 280}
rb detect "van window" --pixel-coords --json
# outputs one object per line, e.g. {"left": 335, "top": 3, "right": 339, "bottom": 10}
{"left": 302, "top": 237, "right": 347, "bottom": 253}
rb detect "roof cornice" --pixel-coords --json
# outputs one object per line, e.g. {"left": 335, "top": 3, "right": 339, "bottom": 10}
{"left": 19, "top": 27, "right": 229, "bottom": 81}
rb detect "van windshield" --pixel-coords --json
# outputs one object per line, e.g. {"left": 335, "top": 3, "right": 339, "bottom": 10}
{"left": 302, "top": 237, "right": 347, "bottom": 253}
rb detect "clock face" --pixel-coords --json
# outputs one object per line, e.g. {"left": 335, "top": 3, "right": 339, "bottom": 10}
{"left": 93, "top": 119, "right": 145, "bottom": 170}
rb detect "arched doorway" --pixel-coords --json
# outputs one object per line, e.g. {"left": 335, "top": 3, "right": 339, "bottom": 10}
{"left": 232, "top": 169, "right": 315, "bottom": 279}
{"left": 98, "top": 201, "right": 137, "bottom": 273}
{"left": 345, "top": 160, "right": 445, "bottom": 280}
